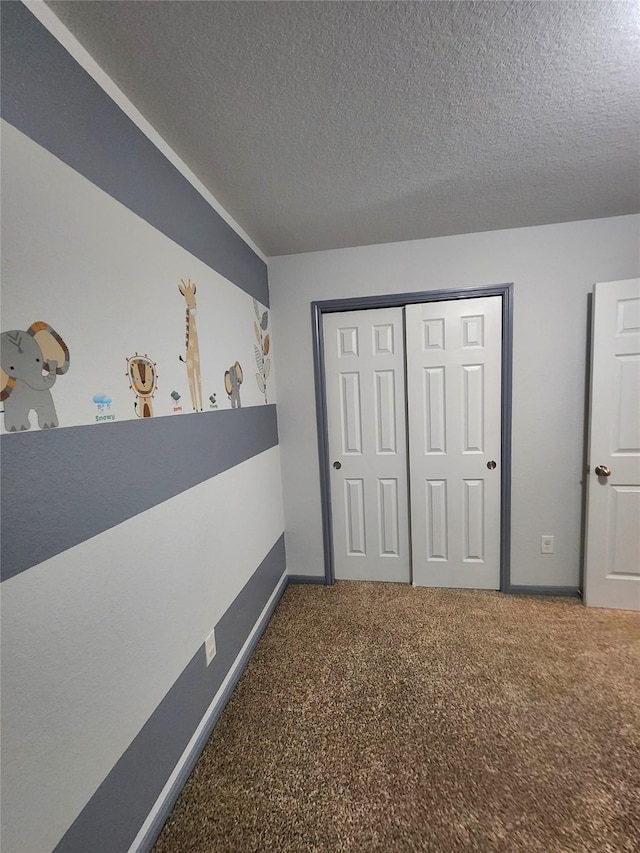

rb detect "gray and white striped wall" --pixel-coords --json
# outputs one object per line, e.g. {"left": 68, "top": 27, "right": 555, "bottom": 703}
{"left": 1, "top": 3, "right": 286, "bottom": 852}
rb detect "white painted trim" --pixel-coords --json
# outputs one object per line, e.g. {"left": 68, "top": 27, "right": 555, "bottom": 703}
{"left": 127, "top": 569, "right": 289, "bottom": 853}
{"left": 21, "top": 0, "right": 267, "bottom": 262}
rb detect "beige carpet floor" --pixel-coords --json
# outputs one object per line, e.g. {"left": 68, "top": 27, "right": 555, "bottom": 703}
{"left": 154, "top": 583, "right": 640, "bottom": 853}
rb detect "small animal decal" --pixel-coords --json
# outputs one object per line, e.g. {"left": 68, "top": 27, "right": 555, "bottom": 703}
{"left": 126, "top": 354, "right": 157, "bottom": 418}
{"left": 253, "top": 300, "right": 271, "bottom": 404}
{"left": 178, "top": 278, "right": 203, "bottom": 412}
{"left": 224, "top": 362, "right": 243, "bottom": 408}
{"left": 209, "top": 393, "right": 218, "bottom": 409}
{"left": 1, "top": 322, "right": 70, "bottom": 431}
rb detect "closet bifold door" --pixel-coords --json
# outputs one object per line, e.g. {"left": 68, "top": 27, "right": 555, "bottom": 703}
{"left": 405, "top": 297, "right": 502, "bottom": 589}
{"left": 323, "top": 307, "right": 410, "bottom": 582}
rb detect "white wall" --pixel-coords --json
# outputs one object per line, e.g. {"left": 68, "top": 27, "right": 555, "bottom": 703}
{"left": 269, "top": 215, "right": 640, "bottom": 587}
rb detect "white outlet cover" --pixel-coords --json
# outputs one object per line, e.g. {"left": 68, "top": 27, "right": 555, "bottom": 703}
{"left": 205, "top": 628, "right": 216, "bottom": 666}
{"left": 540, "top": 535, "right": 554, "bottom": 554}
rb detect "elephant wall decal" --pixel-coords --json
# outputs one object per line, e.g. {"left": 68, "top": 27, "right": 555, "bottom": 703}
{"left": 224, "top": 361, "right": 243, "bottom": 409}
{"left": 1, "top": 322, "right": 70, "bottom": 431}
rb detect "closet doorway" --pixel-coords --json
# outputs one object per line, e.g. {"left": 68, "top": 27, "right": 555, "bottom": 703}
{"left": 312, "top": 284, "right": 513, "bottom": 589}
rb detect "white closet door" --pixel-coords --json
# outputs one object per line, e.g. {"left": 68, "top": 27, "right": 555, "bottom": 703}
{"left": 324, "top": 308, "right": 410, "bottom": 582}
{"left": 584, "top": 279, "right": 640, "bottom": 610}
{"left": 406, "top": 297, "right": 502, "bottom": 588}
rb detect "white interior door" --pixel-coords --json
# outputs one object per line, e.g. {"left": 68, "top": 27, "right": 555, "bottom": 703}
{"left": 584, "top": 279, "right": 640, "bottom": 610}
{"left": 406, "top": 297, "right": 502, "bottom": 588}
{"left": 324, "top": 308, "right": 410, "bottom": 582}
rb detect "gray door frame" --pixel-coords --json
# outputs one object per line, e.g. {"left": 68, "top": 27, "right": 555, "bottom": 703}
{"left": 311, "top": 283, "right": 514, "bottom": 590}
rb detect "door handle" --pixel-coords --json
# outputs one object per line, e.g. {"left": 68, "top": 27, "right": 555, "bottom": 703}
{"left": 487, "top": 460, "right": 497, "bottom": 470}
{"left": 333, "top": 461, "right": 342, "bottom": 470}
{"left": 594, "top": 465, "right": 611, "bottom": 478}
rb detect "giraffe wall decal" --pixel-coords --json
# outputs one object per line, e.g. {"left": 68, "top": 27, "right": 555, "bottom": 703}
{"left": 178, "top": 278, "right": 203, "bottom": 412}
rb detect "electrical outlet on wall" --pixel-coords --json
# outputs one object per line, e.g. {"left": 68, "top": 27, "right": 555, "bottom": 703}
{"left": 540, "top": 535, "right": 554, "bottom": 554}
{"left": 205, "top": 627, "right": 217, "bottom": 666}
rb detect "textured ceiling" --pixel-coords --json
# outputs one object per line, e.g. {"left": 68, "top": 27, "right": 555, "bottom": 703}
{"left": 47, "top": 0, "right": 640, "bottom": 257}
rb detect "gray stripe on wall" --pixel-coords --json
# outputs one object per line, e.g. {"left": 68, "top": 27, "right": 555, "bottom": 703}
{"left": 53, "top": 534, "right": 286, "bottom": 853}
{"left": 0, "top": 1, "right": 268, "bottom": 306}
{"left": 1, "top": 406, "right": 278, "bottom": 582}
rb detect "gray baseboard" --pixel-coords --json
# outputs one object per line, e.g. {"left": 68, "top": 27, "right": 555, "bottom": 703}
{"left": 505, "top": 584, "right": 582, "bottom": 598}
{"left": 287, "top": 574, "right": 327, "bottom": 585}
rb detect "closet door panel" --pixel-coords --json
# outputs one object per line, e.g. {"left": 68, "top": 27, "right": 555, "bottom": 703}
{"left": 324, "top": 308, "right": 410, "bottom": 582}
{"left": 406, "top": 297, "right": 502, "bottom": 589}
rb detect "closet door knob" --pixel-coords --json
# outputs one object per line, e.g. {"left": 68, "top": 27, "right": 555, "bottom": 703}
{"left": 487, "top": 460, "right": 497, "bottom": 470}
{"left": 594, "top": 465, "right": 611, "bottom": 478}
{"left": 333, "top": 461, "right": 342, "bottom": 470}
